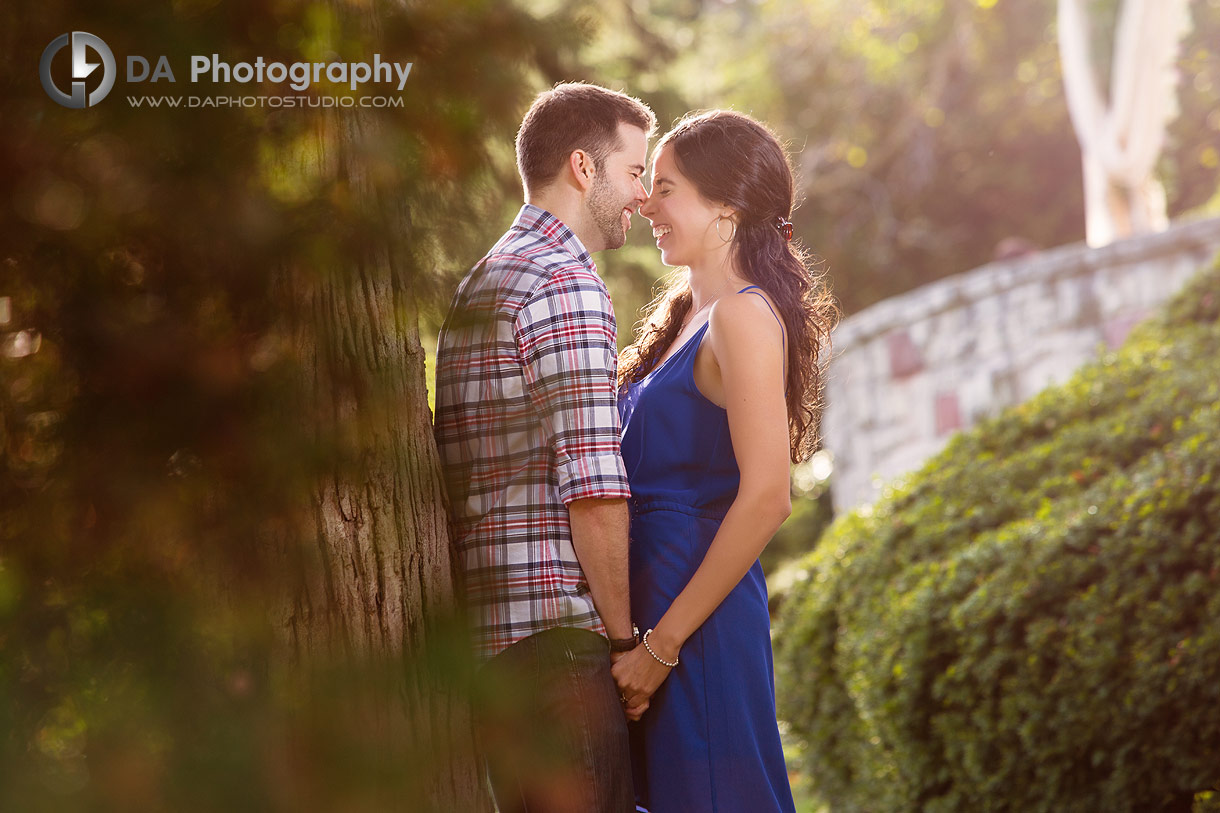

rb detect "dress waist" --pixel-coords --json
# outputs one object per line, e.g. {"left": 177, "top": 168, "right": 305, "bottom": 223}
{"left": 628, "top": 495, "right": 734, "bottom": 520}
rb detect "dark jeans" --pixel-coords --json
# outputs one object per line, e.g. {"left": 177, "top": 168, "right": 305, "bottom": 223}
{"left": 472, "top": 627, "right": 634, "bottom": 813}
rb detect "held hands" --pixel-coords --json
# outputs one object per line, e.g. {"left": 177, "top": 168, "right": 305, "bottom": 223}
{"left": 611, "top": 629, "right": 680, "bottom": 721}
{"left": 610, "top": 649, "right": 652, "bottom": 721}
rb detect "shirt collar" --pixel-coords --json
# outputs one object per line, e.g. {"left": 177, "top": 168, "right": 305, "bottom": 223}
{"left": 511, "top": 203, "right": 593, "bottom": 267}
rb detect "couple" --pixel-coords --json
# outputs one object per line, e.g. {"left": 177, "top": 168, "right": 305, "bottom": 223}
{"left": 434, "top": 82, "right": 834, "bottom": 813}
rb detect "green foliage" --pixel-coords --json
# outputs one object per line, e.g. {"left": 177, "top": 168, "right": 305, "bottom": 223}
{"left": 0, "top": 0, "right": 569, "bottom": 808}
{"left": 685, "top": 0, "right": 1083, "bottom": 312}
{"left": 648, "top": 0, "right": 1220, "bottom": 315}
{"left": 764, "top": 487, "right": 834, "bottom": 579}
{"left": 775, "top": 255, "right": 1220, "bottom": 812}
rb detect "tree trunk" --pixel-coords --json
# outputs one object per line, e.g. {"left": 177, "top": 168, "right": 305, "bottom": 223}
{"left": 275, "top": 69, "right": 490, "bottom": 813}
{"left": 1057, "top": 0, "right": 1192, "bottom": 246}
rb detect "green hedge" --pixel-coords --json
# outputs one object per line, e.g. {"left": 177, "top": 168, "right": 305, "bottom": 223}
{"left": 776, "top": 255, "right": 1220, "bottom": 812}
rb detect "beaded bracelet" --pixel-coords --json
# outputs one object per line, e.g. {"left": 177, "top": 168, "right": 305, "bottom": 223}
{"left": 642, "top": 628, "right": 679, "bottom": 668}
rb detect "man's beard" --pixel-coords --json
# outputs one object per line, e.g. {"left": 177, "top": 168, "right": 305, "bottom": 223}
{"left": 588, "top": 174, "right": 627, "bottom": 251}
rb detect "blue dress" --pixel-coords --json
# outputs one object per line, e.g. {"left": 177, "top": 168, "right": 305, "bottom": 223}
{"left": 617, "top": 288, "right": 796, "bottom": 813}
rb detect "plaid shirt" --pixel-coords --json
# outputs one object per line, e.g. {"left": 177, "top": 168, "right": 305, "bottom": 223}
{"left": 434, "top": 204, "right": 631, "bottom": 661}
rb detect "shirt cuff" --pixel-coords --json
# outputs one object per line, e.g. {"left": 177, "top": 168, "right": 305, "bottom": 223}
{"left": 557, "top": 454, "right": 631, "bottom": 504}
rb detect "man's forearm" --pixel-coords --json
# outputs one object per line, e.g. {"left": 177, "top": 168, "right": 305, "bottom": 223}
{"left": 568, "top": 497, "right": 633, "bottom": 640}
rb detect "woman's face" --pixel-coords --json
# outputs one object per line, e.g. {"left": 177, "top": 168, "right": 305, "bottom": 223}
{"left": 640, "top": 143, "right": 730, "bottom": 268}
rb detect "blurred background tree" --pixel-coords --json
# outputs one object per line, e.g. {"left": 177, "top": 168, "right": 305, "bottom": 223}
{"left": 1, "top": 0, "right": 586, "bottom": 809}
{"left": 533, "top": 0, "right": 1220, "bottom": 318}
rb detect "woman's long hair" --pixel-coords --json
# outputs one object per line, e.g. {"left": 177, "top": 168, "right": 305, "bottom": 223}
{"left": 618, "top": 110, "right": 839, "bottom": 462}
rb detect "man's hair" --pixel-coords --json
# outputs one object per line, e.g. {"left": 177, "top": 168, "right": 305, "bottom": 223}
{"left": 515, "top": 82, "right": 656, "bottom": 196}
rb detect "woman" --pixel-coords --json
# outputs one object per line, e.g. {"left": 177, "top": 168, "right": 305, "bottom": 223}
{"left": 611, "top": 110, "right": 837, "bottom": 812}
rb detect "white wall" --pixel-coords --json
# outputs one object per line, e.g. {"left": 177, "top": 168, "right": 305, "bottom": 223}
{"left": 824, "top": 216, "right": 1220, "bottom": 512}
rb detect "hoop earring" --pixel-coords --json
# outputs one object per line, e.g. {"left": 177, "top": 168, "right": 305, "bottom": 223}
{"left": 715, "top": 216, "right": 736, "bottom": 243}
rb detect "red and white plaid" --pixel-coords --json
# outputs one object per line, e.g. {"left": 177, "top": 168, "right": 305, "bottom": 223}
{"left": 434, "top": 204, "right": 631, "bottom": 661}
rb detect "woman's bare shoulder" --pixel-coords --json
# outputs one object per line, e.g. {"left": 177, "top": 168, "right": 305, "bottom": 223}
{"left": 708, "top": 286, "right": 786, "bottom": 344}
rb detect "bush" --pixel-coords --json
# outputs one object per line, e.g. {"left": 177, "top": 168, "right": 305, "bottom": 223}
{"left": 764, "top": 487, "right": 835, "bottom": 580}
{"left": 776, "top": 255, "right": 1220, "bottom": 812}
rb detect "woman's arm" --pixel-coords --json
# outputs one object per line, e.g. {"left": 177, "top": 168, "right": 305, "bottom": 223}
{"left": 612, "top": 292, "right": 791, "bottom": 709}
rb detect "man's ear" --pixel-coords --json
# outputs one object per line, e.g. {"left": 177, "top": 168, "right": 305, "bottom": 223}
{"left": 568, "top": 149, "right": 596, "bottom": 192}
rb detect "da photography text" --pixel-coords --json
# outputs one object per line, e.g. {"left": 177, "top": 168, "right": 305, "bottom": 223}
{"left": 40, "top": 30, "right": 413, "bottom": 109}
{"left": 134, "top": 54, "right": 414, "bottom": 93}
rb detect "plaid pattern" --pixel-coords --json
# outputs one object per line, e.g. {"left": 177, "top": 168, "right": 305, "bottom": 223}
{"left": 434, "top": 204, "right": 631, "bottom": 661}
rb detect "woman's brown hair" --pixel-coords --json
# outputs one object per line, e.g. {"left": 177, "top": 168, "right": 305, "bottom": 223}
{"left": 618, "top": 110, "right": 839, "bottom": 462}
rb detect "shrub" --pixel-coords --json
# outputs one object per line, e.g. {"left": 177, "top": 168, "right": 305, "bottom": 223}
{"left": 764, "top": 487, "right": 835, "bottom": 580}
{"left": 776, "top": 255, "right": 1220, "bottom": 812}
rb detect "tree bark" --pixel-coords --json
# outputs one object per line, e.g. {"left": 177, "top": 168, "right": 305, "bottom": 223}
{"left": 275, "top": 72, "right": 490, "bottom": 813}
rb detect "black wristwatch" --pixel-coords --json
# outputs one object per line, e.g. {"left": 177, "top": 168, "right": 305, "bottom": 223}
{"left": 608, "top": 624, "right": 640, "bottom": 652}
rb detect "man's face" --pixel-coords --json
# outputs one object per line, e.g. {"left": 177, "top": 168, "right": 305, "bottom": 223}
{"left": 585, "top": 122, "right": 649, "bottom": 252}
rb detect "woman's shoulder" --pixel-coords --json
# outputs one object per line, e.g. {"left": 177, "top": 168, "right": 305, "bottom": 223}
{"left": 708, "top": 285, "right": 786, "bottom": 342}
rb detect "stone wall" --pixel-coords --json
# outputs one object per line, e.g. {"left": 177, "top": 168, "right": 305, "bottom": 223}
{"left": 823, "top": 216, "right": 1220, "bottom": 512}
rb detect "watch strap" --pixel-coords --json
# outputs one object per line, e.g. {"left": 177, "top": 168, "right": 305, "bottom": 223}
{"left": 608, "top": 624, "right": 640, "bottom": 652}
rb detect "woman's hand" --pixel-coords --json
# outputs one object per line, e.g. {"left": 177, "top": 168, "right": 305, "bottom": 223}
{"left": 610, "top": 649, "right": 651, "bottom": 721}
{"left": 611, "top": 642, "right": 675, "bottom": 720}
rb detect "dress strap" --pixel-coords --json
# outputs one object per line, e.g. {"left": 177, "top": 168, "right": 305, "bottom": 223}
{"left": 736, "top": 286, "right": 787, "bottom": 388}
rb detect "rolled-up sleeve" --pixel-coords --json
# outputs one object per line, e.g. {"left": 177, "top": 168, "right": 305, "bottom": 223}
{"left": 515, "top": 266, "right": 631, "bottom": 504}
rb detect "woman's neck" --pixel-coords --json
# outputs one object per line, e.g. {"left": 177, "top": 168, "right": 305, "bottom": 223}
{"left": 687, "top": 256, "right": 745, "bottom": 312}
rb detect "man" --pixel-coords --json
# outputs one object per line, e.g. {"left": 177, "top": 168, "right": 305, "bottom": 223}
{"left": 433, "top": 82, "right": 655, "bottom": 812}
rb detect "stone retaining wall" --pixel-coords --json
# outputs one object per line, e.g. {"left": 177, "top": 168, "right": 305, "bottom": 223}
{"left": 823, "top": 216, "right": 1220, "bottom": 512}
